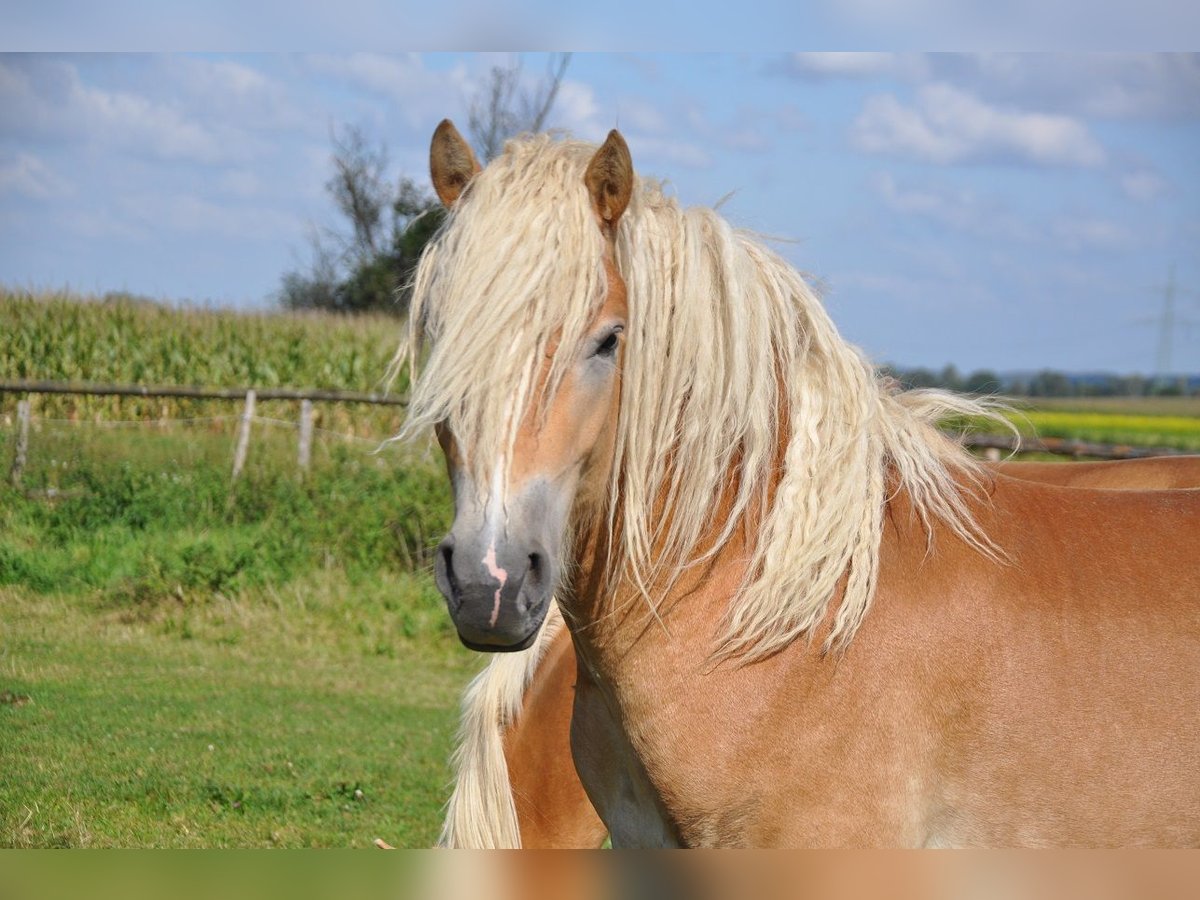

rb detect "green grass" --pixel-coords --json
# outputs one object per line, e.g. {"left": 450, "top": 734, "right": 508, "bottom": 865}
{"left": 0, "top": 577, "right": 480, "bottom": 848}
{"left": 1011, "top": 410, "right": 1200, "bottom": 451}
{"left": 0, "top": 419, "right": 477, "bottom": 847}
{"left": 0, "top": 423, "right": 451, "bottom": 598}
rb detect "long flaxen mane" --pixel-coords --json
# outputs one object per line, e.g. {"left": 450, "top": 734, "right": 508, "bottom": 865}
{"left": 398, "top": 133, "right": 1008, "bottom": 663}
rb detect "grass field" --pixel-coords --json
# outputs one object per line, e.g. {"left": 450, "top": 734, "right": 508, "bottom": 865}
{"left": 0, "top": 415, "right": 479, "bottom": 848}
{"left": 1016, "top": 396, "right": 1200, "bottom": 417}
{"left": 1, "top": 577, "right": 478, "bottom": 848}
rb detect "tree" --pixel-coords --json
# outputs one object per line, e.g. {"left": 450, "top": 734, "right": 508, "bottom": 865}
{"left": 901, "top": 367, "right": 940, "bottom": 389}
{"left": 327, "top": 125, "right": 388, "bottom": 264}
{"left": 964, "top": 369, "right": 1002, "bottom": 394}
{"left": 278, "top": 54, "right": 572, "bottom": 316}
{"left": 468, "top": 54, "right": 571, "bottom": 162}
{"left": 1028, "top": 369, "right": 1073, "bottom": 398}
{"left": 939, "top": 364, "right": 963, "bottom": 393}
{"left": 278, "top": 125, "right": 443, "bottom": 316}
{"left": 278, "top": 226, "right": 341, "bottom": 313}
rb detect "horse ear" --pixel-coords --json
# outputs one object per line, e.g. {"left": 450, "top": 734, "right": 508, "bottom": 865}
{"left": 430, "top": 119, "right": 481, "bottom": 208}
{"left": 584, "top": 130, "right": 633, "bottom": 235}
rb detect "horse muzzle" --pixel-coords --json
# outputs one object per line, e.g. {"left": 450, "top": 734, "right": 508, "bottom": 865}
{"left": 434, "top": 531, "right": 554, "bottom": 652}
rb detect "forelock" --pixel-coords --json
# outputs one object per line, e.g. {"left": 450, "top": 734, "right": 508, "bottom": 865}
{"left": 403, "top": 135, "right": 610, "bottom": 486}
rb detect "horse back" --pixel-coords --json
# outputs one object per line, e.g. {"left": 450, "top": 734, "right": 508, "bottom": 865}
{"left": 871, "top": 478, "right": 1200, "bottom": 846}
{"left": 994, "top": 456, "right": 1200, "bottom": 490}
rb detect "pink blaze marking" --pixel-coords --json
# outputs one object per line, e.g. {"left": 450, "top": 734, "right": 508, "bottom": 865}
{"left": 483, "top": 544, "right": 508, "bottom": 628}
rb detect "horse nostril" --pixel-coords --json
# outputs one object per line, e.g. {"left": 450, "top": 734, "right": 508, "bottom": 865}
{"left": 440, "top": 541, "right": 459, "bottom": 599}
{"left": 528, "top": 552, "right": 542, "bottom": 581}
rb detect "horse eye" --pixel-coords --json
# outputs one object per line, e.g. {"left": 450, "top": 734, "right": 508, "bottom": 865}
{"left": 593, "top": 329, "right": 621, "bottom": 359}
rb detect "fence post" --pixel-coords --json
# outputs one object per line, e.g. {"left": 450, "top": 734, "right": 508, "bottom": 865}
{"left": 231, "top": 389, "right": 256, "bottom": 480}
{"left": 297, "top": 399, "right": 313, "bottom": 475}
{"left": 9, "top": 397, "right": 30, "bottom": 487}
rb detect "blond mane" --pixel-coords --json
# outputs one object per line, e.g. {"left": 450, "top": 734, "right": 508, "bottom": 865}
{"left": 399, "top": 133, "right": 1008, "bottom": 662}
{"left": 437, "top": 600, "right": 564, "bottom": 848}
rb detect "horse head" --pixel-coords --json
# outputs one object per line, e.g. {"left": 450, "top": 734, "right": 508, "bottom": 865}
{"left": 423, "top": 120, "right": 634, "bottom": 651}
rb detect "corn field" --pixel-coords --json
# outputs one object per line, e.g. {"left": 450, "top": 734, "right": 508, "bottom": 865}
{"left": 0, "top": 288, "right": 408, "bottom": 434}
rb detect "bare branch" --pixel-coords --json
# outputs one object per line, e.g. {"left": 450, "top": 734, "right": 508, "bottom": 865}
{"left": 326, "top": 125, "right": 388, "bottom": 263}
{"left": 467, "top": 54, "right": 572, "bottom": 162}
{"left": 525, "top": 53, "right": 571, "bottom": 133}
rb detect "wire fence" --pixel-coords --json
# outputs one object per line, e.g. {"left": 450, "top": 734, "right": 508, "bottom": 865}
{"left": 0, "top": 410, "right": 413, "bottom": 498}
{"left": 1, "top": 378, "right": 1194, "bottom": 493}
{"left": 0, "top": 380, "right": 416, "bottom": 490}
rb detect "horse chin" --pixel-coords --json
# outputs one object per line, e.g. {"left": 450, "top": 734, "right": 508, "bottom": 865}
{"left": 456, "top": 627, "right": 542, "bottom": 654}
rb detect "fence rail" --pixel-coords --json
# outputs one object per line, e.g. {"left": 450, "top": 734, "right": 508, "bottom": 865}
{"left": 1, "top": 378, "right": 403, "bottom": 486}
{"left": 1, "top": 379, "right": 1193, "bottom": 487}
{"left": 0, "top": 379, "right": 406, "bottom": 406}
{"left": 963, "top": 432, "right": 1191, "bottom": 460}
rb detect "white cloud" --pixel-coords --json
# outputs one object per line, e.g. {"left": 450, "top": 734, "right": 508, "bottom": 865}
{"left": 1119, "top": 169, "right": 1167, "bottom": 202}
{"left": 671, "top": 101, "right": 788, "bottom": 159}
{"left": 874, "top": 173, "right": 973, "bottom": 228}
{"left": 304, "top": 52, "right": 471, "bottom": 128}
{"left": 552, "top": 81, "right": 601, "bottom": 134}
{"left": 60, "top": 208, "right": 147, "bottom": 241}
{"left": 815, "top": 1, "right": 1200, "bottom": 52}
{"left": 199, "top": 59, "right": 274, "bottom": 97}
{"left": 1052, "top": 217, "right": 1135, "bottom": 251}
{"left": 722, "top": 129, "right": 769, "bottom": 152}
{"left": 167, "top": 57, "right": 308, "bottom": 134}
{"left": 215, "top": 170, "right": 263, "bottom": 198}
{"left": 614, "top": 97, "right": 667, "bottom": 135}
{"left": 782, "top": 53, "right": 931, "bottom": 82}
{"left": 852, "top": 83, "right": 1107, "bottom": 167}
{"left": 778, "top": 52, "right": 1200, "bottom": 122}
{"left": 936, "top": 53, "right": 1200, "bottom": 122}
{"left": 871, "top": 172, "right": 1139, "bottom": 255}
{"left": 626, "top": 135, "right": 711, "bottom": 169}
{"left": 0, "top": 153, "right": 73, "bottom": 199}
{"left": 0, "top": 58, "right": 264, "bottom": 165}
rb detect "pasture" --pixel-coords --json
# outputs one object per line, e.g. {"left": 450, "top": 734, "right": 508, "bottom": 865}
{"left": 0, "top": 292, "right": 480, "bottom": 847}
{"left": 1, "top": 578, "right": 474, "bottom": 848}
{"left": 0, "top": 417, "right": 478, "bottom": 847}
{"left": 1, "top": 287, "right": 1197, "bottom": 847}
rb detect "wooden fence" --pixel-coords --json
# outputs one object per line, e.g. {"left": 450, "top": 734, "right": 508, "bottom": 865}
{"left": 1, "top": 379, "right": 405, "bottom": 486}
{"left": 0, "top": 378, "right": 1192, "bottom": 488}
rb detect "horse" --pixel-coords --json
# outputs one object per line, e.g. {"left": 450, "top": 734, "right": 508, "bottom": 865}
{"left": 439, "top": 456, "right": 1200, "bottom": 848}
{"left": 401, "top": 120, "right": 1200, "bottom": 847}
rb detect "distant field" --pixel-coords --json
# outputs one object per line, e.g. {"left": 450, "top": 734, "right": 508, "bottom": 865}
{"left": 950, "top": 397, "right": 1200, "bottom": 453}
{"left": 1016, "top": 396, "right": 1200, "bottom": 418}
{"left": 1005, "top": 398, "right": 1200, "bottom": 452}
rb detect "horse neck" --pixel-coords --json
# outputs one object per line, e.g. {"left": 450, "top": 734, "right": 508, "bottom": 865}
{"left": 562, "top": 424, "right": 782, "bottom": 667}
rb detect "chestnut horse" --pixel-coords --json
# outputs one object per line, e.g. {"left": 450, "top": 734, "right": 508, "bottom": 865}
{"left": 402, "top": 121, "right": 1200, "bottom": 847}
{"left": 441, "top": 456, "right": 1200, "bottom": 848}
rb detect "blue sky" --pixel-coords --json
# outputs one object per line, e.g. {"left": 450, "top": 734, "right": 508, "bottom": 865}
{"left": 1, "top": 52, "right": 1197, "bottom": 374}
